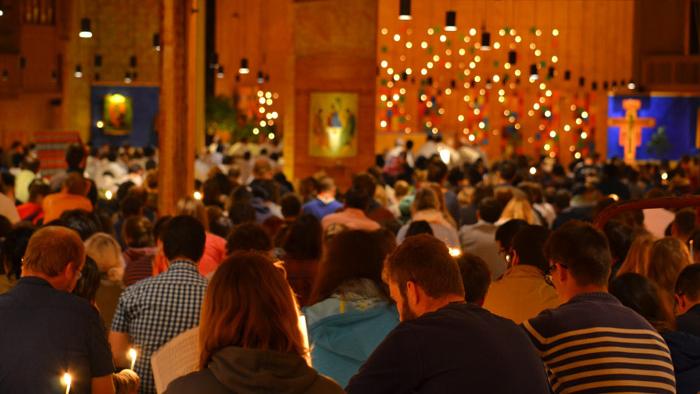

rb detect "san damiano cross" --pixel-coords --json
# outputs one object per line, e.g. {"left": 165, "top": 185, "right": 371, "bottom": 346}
{"left": 607, "top": 99, "right": 656, "bottom": 163}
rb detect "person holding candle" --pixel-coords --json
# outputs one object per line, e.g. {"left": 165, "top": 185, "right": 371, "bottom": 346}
{"left": 0, "top": 226, "right": 115, "bottom": 393}
{"left": 110, "top": 215, "right": 208, "bottom": 394}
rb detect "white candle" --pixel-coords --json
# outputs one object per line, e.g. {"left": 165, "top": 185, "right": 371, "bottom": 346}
{"left": 128, "top": 348, "right": 138, "bottom": 370}
{"left": 61, "top": 372, "right": 72, "bottom": 394}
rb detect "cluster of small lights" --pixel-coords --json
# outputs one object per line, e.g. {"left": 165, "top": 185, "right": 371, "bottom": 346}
{"left": 255, "top": 90, "right": 280, "bottom": 139}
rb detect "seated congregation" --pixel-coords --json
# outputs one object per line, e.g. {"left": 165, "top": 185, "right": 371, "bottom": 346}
{"left": 0, "top": 142, "right": 699, "bottom": 394}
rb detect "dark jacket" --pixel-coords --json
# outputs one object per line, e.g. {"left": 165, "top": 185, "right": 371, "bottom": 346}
{"left": 677, "top": 304, "right": 700, "bottom": 338}
{"left": 165, "top": 346, "right": 345, "bottom": 394}
{"left": 662, "top": 331, "right": 700, "bottom": 394}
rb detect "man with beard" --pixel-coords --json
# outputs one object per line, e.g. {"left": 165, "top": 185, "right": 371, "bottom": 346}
{"left": 346, "top": 234, "right": 549, "bottom": 394}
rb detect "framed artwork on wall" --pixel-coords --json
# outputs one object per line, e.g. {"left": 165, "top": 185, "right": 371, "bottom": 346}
{"left": 308, "top": 92, "right": 358, "bottom": 158}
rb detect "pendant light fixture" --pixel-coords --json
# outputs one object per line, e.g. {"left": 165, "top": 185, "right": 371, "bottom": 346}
{"left": 445, "top": 11, "right": 457, "bottom": 32}
{"left": 547, "top": 67, "right": 555, "bottom": 80}
{"left": 130, "top": 55, "right": 138, "bottom": 68}
{"left": 257, "top": 71, "right": 264, "bottom": 84}
{"left": 603, "top": 81, "right": 609, "bottom": 90}
{"left": 152, "top": 33, "right": 161, "bottom": 51}
{"left": 578, "top": 77, "right": 586, "bottom": 88}
{"left": 591, "top": 81, "right": 598, "bottom": 91}
{"left": 564, "top": 70, "right": 571, "bottom": 81}
{"left": 627, "top": 80, "right": 636, "bottom": 90}
{"left": 529, "top": 64, "right": 538, "bottom": 81}
{"left": 124, "top": 71, "right": 133, "bottom": 84}
{"left": 480, "top": 30, "right": 491, "bottom": 51}
{"left": 399, "top": 0, "right": 411, "bottom": 20}
{"left": 74, "top": 65, "right": 83, "bottom": 78}
{"left": 94, "top": 54, "right": 102, "bottom": 67}
{"left": 238, "top": 58, "right": 250, "bottom": 75}
{"left": 1, "top": 69, "right": 8, "bottom": 81}
{"left": 79, "top": 18, "right": 93, "bottom": 38}
{"left": 507, "top": 50, "right": 517, "bottom": 65}
{"left": 216, "top": 66, "right": 225, "bottom": 79}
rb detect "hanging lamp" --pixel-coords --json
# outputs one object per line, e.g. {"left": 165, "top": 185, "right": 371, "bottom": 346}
{"left": 79, "top": 18, "right": 93, "bottom": 38}
{"left": 399, "top": 0, "right": 412, "bottom": 20}
{"left": 445, "top": 11, "right": 457, "bottom": 32}
{"left": 239, "top": 58, "right": 250, "bottom": 75}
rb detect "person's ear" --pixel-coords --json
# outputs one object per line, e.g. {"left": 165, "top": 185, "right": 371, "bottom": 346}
{"left": 675, "top": 294, "right": 687, "bottom": 313}
{"left": 510, "top": 250, "right": 519, "bottom": 266}
{"left": 406, "top": 280, "right": 419, "bottom": 305}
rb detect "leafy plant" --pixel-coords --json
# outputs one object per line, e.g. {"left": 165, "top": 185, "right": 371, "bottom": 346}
{"left": 646, "top": 126, "right": 672, "bottom": 158}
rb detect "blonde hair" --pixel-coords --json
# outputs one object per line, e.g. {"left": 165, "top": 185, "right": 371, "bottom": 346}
{"left": 177, "top": 197, "right": 210, "bottom": 231}
{"left": 616, "top": 232, "right": 655, "bottom": 277}
{"left": 648, "top": 237, "right": 692, "bottom": 292}
{"left": 499, "top": 196, "right": 538, "bottom": 225}
{"left": 198, "top": 252, "right": 306, "bottom": 369}
{"left": 85, "top": 233, "right": 124, "bottom": 283}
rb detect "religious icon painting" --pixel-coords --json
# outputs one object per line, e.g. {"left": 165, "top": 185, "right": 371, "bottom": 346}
{"left": 309, "top": 92, "right": 359, "bottom": 158}
{"left": 103, "top": 93, "right": 133, "bottom": 136}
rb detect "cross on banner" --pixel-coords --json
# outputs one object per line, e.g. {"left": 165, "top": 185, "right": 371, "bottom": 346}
{"left": 607, "top": 99, "right": 656, "bottom": 163}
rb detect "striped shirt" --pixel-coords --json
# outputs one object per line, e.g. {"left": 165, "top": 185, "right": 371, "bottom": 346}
{"left": 523, "top": 292, "right": 676, "bottom": 394}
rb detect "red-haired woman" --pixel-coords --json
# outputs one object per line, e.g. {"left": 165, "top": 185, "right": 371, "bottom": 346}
{"left": 165, "top": 252, "right": 343, "bottom": 394}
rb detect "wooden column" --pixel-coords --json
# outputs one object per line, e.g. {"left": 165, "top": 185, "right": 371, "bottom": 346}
{"left": 158, "top": 0, "right": 201, "bottom": 215}
{"left": 290, "top": 0, "right": 378, "bottom": 190}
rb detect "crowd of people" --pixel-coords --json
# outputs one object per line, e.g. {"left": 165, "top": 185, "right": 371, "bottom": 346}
{"left": 0, "top": 137, "right": 699, "bottom": 393}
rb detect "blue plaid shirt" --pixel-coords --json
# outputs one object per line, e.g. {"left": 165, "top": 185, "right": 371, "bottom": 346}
{"left": 112, "top": 260, "right": 208, "bottom": 394}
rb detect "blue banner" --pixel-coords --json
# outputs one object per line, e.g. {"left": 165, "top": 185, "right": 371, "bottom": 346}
{"left": 607, "top": 94, "right": 700, "bottom": 160}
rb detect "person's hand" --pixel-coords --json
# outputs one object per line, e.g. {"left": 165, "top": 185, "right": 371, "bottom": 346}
{"left": 113, "top": 369, "right": 140, "bottom": 394}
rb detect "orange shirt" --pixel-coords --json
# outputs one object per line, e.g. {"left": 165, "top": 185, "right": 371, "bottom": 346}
{"left": 42, "top": 192, "right": 93, "bottom": 223}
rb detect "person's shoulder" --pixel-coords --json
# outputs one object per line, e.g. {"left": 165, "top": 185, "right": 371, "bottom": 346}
{"left": 309, "top": 373, "right": 345, "bottom": 394}
{"left": 165, "top": 369, "right": 227, "bottom": 394}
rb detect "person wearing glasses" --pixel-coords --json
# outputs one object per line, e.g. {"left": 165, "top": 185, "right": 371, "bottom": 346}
{"left": 522, "top": 221, "right": 676, "bottom": 394}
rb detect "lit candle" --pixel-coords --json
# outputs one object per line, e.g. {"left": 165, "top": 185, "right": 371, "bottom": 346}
{"left": 448, "top": 247, "right": 462, "bottom": 258}
{"left": 128, "top": 348, "right": 138, "bottom": 370}
{"left": 61, "top": 372, "right": 72, "bottom": 394}
{"left": 690, "top": 240, "right": 694, "bottom": 257}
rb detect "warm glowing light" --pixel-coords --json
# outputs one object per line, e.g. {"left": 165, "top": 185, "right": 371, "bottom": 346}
{"left": 268, "top": 132, "right": 275, "bottom": 140}
{"left": 544, "top": 143, "right": 551, "bottom": 151}
{"left": 468, "top": 134, "right": 476, "bottom": 142}
{"left": 552, "top": 28, "right": 560, "bottom": 36}
{"left": 96, "top": 120, "right": 104, "bottom": 128}
{"left": 549, "top": 130, "right": 557, "bottom": 138}
{"left": 193, "top": 191, "right": 202, "bottom": 201}
{"left": 575, "top": 118, "right": 583, "bottom": 125}
{"left": 474, "top": 75, "right": 481, "bottom": 83}
{"left": 499, "top": 29, "right": 506, "bottom": 36}
{"left": 381, "top": 28, "right": 388, "bottom": 35}
{"left": 380, "top": 60, "right": 388, "bottom": 68}
{"left": 494, "top": 42, "right": 501, "bottom": 49}
{"left": 421, "top": 41, "right": 428, "bottom": 49}
{"left": 405, "top": 41, "right": 413, "bottom": 49}
{"left": 529, "top": 167, "right": 537, "bottom": 175}
{"left": 529, "top": 43, "right": 536, "bottom": 50}
{"left": 581, "top": 111, "right": 589, "bottom": 119}
{"left": 581, "top": 132, "right": 588, "bottom": 139}
{"left": 445, "top": 62, "right": 452, "bottom": 69}
{"left": 535, "top": 29, "right": 542, "bottom": 36}
{"left": 62, "top": 372, "right": 72, "bottom": 394}
{"left": 474, "top": 55, "right": 482, "bottom": 63}
{"left": 661, "top": 172, "right": 669, "bottom": 180}
{"left": 380, "top": 120, "right": 388, "bottom": 128}
{"left": 469, "top": 61, "right": 476, "bottom": 69}
{"left": 473, "top": 108, "right": 480, "bottom": 115}
{"left": 428, "top": 28, "right": 435, "bottom": 35}
{"left": 439, "top": 34, "right": 447, "bottom": 42}
{"left": 405, "top": 68, "right": 412, "bottom": 75}
{"left": 421, "top": 68, "right": 428, "bottom": 75}
{"left": 105, "top": 190, "right": 113, "bottom": 200}
{"left": 387, "top": 67, "right": 394, "bottom": 75}
{"left": 564, "top": 124, "right": 571, "bottom": 132}
{"left": 534, "top": 49, "right": 542, "bottom": 57}
{"left": 253, "top": 127, "right": 260, "bottom": 135}
{"left": 544, "top": 110, "right": 552, "bottom": 117}
{"left": 545, "top": 89, "right": 552, "bottom": 97}
{"left": 533, "top": 103, "right": 541, "bottom": 110}
{"left": 574, "top": 152, "right": 582, "bottom": 159}
{"left": 478, "top": 121, "right": 486, "bottom": 129}
{"left": 445, "top": 88, "right": 452, "bottom": 95}
{"left": 427, "top": 62, "right": 434, "bottom": 69}
{"left": 458, "top": 114, "right": 465, "bottom": 122}
{"left": 551, "top": 55, "right": 559, "bottom": 63}
{"left": 393, "top": 34, "right": 401, "bottom": 42}
{"left": 449, "top": 247, "right": 462, "bottom": 257}
{"left": 504, "top": 63, "right": 512, "bottom": 70}
{"left": 514, "top": 69, "right": 522, "bottom": 77}
{"left": 498, "top": 96, "right": 506, "bottom": 103}
{"left": 469, "top": 28, "right": 477, "bottom": 36}
{"left": 493, "top": 74, "right": 501, "bottom": 83}
{"left": 515, "top": 35, "right": 522, "bottom": 43}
